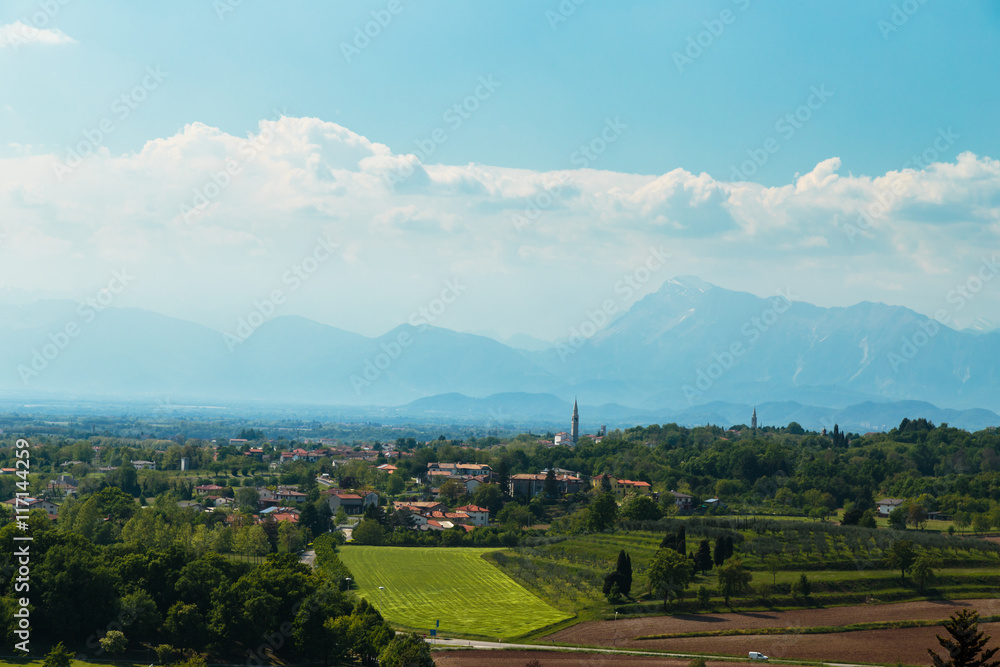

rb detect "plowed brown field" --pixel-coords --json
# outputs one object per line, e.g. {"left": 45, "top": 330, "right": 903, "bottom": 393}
{"left": 433, "top": 650, "right": 747, "bottom": 667}
{"left": 547, "top": 598, "right": 1000, "bottom": 646}
{"left": 631, "top": 623, "right": 1000, "bottom": 665}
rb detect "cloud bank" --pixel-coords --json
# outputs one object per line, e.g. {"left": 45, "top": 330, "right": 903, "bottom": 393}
{"left": 1, "top": 116, "right": 998, "bottom": 339}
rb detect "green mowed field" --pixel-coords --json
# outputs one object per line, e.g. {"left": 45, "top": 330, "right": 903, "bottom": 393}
{"left": 338, "top": 546, "right": 571, "bottom": 639}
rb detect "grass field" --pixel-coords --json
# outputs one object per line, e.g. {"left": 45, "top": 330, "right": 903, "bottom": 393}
{"left": 337, "top": 546, "right": 571, "bottom": 639}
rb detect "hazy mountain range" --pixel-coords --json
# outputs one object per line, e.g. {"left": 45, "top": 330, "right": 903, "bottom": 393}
{"left": 1, "top": 277, "right": 998, "bottom": 432}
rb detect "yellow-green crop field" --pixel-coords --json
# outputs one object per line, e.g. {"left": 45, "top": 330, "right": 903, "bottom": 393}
{"left": 337, "top": 546, "right": 571, "bottom": 639}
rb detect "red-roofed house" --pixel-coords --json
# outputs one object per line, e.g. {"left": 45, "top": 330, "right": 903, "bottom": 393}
{"left": 454, "top": 504, "right": 490, "bottom": 526}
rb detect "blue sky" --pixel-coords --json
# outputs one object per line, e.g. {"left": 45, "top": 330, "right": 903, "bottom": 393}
{"left": 1, "top": 1, "right": 999, "bottom": 341}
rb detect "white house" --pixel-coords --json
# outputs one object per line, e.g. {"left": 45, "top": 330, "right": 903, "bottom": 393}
{"left": 454, "top": 504, "right": 490, "bottom": 527}
{"left": 877, "top": 498, "right": 906, "bottom": 516}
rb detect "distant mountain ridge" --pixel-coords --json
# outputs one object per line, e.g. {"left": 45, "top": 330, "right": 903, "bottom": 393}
{"left": 0, "top": 278, "right": 998, "bottom": 429}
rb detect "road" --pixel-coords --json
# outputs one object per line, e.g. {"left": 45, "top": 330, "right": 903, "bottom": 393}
{"left": 300, "top": 548, "right": 316, "bottom": 568}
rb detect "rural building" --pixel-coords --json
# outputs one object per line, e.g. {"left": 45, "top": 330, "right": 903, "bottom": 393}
{"left": 591, "top": 475, "right": 653, "bottom": 498}
{"left": 3, "top": 497, "right": 58, "bottom": 516}
{"left": 669, "top": 490, "right": 693, "bottom": 511}
{"left": 454, "top": 504, "right": 490, "bottom": 526}
{"left": 877, "top": 498, "right": 905, "bottom": 516}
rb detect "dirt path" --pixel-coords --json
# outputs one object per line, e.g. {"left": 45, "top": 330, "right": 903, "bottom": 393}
{"left": 547, "top": 598, "right": 1000, "bottom": 646}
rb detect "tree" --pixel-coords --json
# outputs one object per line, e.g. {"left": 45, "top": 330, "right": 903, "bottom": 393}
{"left": 587, "top": 492, "right": 618, "bottom": 531}
{"left": 164, "top": 602, "right": 209, "bottom": 650}
{"left": 928, "top": 609, "right": 1000, "bottom": 667}
{"left": 352, "top": 518, "right": 385, "bottom": 545}
{"left": 606, "top": 581, "right": 623, "bottom": 605}
{"left": 859, "top": 509, "right": 878, "bottom": 530}
{"left": 544, "top": 468, "right": 559, "bottom": 500}
{"left": 713, "top": 536, "right": 726, "bottom": 567}
{"left": 973, "top": 513, "right": 991, "bottom": 536}
{"left": 603, "top": 570, "right": 626, "bottom": 598}
{"left": 118, "top": 588, "right": 162, "bottom": 644}
{"left": 647, "top": 548, "right": 693, "bottom": 608}
{"left": 697, "top": 585, "right": 711, "bottom": 606}
{"left": 716, "top": 558, "right": 753, "bottom": 606}
{"left": 841, "top": 506, "right": 864, "bottom": 526}
{"left": 494, "top": 458, "right": 511, "bottom": 497}
{"left": 439, "top": 479, "right": 466, "bottom": 503}
{"left": 379, "top": 632, "right": 435, "bottom": 667}
{"left": 887, "top": 539, "right": 917, "bottom": 579}
{"left": 616, "top": 549, "right": 633, "bottom": 596}
{"left": 913, "top": 555, "right": 938, "bottom": 592}
{"left": 908, "top": 503, "right": 929, "bottom": 529}
{"left": 889, "top": 505, "right": 908, "bottom": 530}
{"left": 621, "top": 494, "right": 662, "bottom": 521}
{"left": 793, "top": 573, "right": 811, "bottom": 599}
{"left": 43, "top": 643, "right": 74, "bottom": 667}
{"left": 99, "top": 630, "right": 128, "bottom": 654}
{"left": 386, "top": 474, "right": 405, "bottom": 496}
{"left": 497, "top": 503, "right": 532, "bottom": 529}
{"left": 471, "top": 484, "right": 505, "bottom": 516}
{"left": 765, "top": 555, "right": 780, "bottom": 586}
{"left": 235, "top": 486, "right": 260, "bottom": 513}
{"left": 694, "top": 539, "right": 712, "bottom": 574}
{"left": 154, "top": 645, "right": 177, "bottom": 664}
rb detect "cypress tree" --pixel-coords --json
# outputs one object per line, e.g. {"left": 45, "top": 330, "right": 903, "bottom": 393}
{"left": 695, "top": 539, "right": 712, "bottom": 574}
{"left": 713, "top": 536, "right": 726, "bottom": 566}
{"left": 660, "top": 532, "right": 677, "bottom": 551}
{"left": 623, "top": 552, "right": 633, "bottom": 595}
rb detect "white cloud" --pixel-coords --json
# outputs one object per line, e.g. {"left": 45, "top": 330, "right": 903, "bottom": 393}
{"left": 2, "top": 116, "right": 999, "bottom": 339}
{"left": 0, "top": 21, "right": 76, "bottom": 49}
